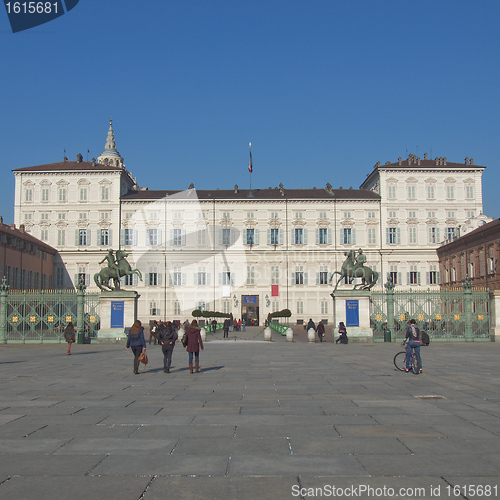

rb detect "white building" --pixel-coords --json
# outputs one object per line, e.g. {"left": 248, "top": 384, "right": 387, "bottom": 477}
{"left": 13, "top": 123, "right": 489, "bottom": 326}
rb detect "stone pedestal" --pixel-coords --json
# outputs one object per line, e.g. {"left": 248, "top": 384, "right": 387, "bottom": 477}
{"left": 331, "top": 289, "right": 373, "bottom": 343}
{"left": 97, "top": 290, "right": 140, "bottom": 343}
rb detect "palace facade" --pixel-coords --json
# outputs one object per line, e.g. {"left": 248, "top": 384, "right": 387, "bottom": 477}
{"left": 12, "top": 121, "right": 490, "bottom": 325}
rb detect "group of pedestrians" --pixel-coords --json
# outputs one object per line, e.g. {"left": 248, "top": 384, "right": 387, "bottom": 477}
{"left": 305, "top": 318, "right": 347, "bottom": 344}
{"left": 126, "top": 319, "right": 203, "bottom": 375}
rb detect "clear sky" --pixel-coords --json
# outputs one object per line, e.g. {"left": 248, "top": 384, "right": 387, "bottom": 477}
{"left": 1, "top": 0, "right": 499, "bottom": 223}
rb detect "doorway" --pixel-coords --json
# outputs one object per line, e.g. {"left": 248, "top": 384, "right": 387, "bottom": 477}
{"left": 242, "top": 295, "right": 259, "bottom": 326}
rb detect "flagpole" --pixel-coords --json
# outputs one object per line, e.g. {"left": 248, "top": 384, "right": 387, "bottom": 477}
{"left": 248, "top": 142, "right": 253, "bottom": 195}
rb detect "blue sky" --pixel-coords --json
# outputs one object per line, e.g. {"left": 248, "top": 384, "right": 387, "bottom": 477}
{"left": 1, "top": 0, "right": 499, "bottom": 223}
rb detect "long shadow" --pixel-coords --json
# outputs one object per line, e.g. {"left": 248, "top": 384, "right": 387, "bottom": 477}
{"left": 0, "top": 360, "right": 26, "bottom": 365}
{"left": 142, "top": 365, "right": 225, "bottom": 374}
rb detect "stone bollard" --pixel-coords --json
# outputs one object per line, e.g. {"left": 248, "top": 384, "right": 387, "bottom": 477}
{"left": 286, "top": 327, "right": 294, "bottom": 342}
{"left": 200, "top": 328, "right": 207, "bottom": 342}
{"left": 264, "top": 327, "right": 272, "bottom": 341}
{"left": 308, "top": 328, "right": 315, "bottom": 343}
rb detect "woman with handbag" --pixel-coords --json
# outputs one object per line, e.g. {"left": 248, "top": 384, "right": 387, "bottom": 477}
{"left": 185, "top": 319, "right": 203, "bottom": 373}
{"left": 126, "top": 320, "right": 146, "bottom": 374}
{"left": 157, "top": 321, "right": 178, "bottom": 373}
{"left": 64, "top": 322, "right": 76, "bottom": 355}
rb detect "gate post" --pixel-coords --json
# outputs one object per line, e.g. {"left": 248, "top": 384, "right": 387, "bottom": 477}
{"left": 385, "top": 277, "right": 395, "bottom": 342}
{"left": 463, "top": 275, "right": 473, "bottom": 341}
{"left": 0, "top": 278, "right": 9, "bottom": 344}
{"left": 76, "top": 280, "right": 86, "bottom": 344}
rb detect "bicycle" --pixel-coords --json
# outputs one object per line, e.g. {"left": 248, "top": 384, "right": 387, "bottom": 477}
{"left": 394, "top": 341, "right": 421, "bottom": 374}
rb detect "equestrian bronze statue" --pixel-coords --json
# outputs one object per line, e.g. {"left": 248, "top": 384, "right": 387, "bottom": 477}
{"left": 94, "top": 249, "right": 143, "bottom": 291}
{"left": 331, "top": 249, "right": 378, "bottom": 292}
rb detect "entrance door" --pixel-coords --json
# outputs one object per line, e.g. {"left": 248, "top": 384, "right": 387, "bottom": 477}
{"left": 242, "top": 295, "right": 259, "bottom": 326}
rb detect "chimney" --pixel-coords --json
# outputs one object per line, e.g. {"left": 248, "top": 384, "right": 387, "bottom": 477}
{"left": 470, "top": 158, "right": 474, "bottom": 165}
{"left": 10, "top": 224, "right": 15, "bottom": 230}
{"left": 424, "top": 152, "right": 428, "bottom": 160}
{"left": 234, "top": 184, "right": 238, "bottom": 193}
{"left": 398, "top": 157, "right": 402, "bottom": 165}
{"left": 77, "top": 153, "right": 83, "bottom": 163}
{"left": 19, "top": 224, "right": 25, "bottom": 232}
{"left": 0, "top": 216, "right": 3, "bottom": 224}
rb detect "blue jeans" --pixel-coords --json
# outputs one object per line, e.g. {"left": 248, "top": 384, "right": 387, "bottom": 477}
{"left": 188, "top": 351, "right": 199, "bottom": 364}
{"left": 405, "top": 341, "right": 422, "bottom": 369}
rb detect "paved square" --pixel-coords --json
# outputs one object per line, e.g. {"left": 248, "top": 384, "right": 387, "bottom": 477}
{"left": 0, "top": 329, "right": 499, "bottom": 499}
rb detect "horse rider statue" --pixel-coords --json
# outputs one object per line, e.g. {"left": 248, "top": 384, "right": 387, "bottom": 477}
{"left": 331, "top": 248, "right": 379, "bottom": 292}
{"left": 94, "top": 249, "right": 143, "bottom": 291}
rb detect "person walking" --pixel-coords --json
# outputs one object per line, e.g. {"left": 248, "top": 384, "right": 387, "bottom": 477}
{"left": 307, "top": 318, "right": 316, "bottom": 332}
{"left": 232, "top": 317, "right": 238, "bottom": 332}
{"left": 317, "top": 320, "right": 325, "bottom": 342}
{"left": 157, "top": 321, "right": 178, "bottom": 373}
{"left": 211, "top": 318, "right": 217, "bottom": 334}
{"left": 223, "top": 318, "right": 230, "bottom": 339}
{"left": 405, "top": 319, "right": 422, "bottom": 373}
{"left": 149, "top": 320, "right": 158, "bottom": 345}
{"left": 64, "top": 322, "right": 76, "bottom": 355}
{"left": 185, "top": 319, "right": 203, "bottom": 373}
{"left": 126, "top": 320, "right": 146, "bottom": 374}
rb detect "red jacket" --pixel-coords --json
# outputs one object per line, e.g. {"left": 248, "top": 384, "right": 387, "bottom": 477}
{"left": 186, "top": 326, "right": 203, "bottom": 352}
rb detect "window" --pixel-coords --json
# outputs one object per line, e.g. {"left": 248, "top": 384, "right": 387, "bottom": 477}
{"left": 427, "top": 211, "right": 436, "bottom": 219}
{"left": 407, "top": 185, "right": 416, "bottom": 200}
{"left": 40, "top": 229, "right": 48, "bottom": 242}
{"left": 197, "top": 229, "right": 206, "bottom": 245}
{"left": 408, "top": 265, "right": 420, "bottom": 285}
{"left": 197, "top": 212, "right": 207, "bottom": 220}
{"left": 174, "top": 301, "right": 181, "bottom": 315}
{"left": 318, "top": 265, "right": 328, "bottom": 285}
{"left": 79, "top": 187, "right": 87, "bottom": 202}
{"left": 171, "top": 266, "right": 182, "bottom": 286}
{"left": 221, "top": 265, "right": 232, "bottom": 285}
{"left": 271, "top": 265, "right": 280, "bottom": 285}
{"left": 25, "top": 189, "right": 33, "bottom": 202}
{"left": 41, "top": 213, "right": 49, "bottom": 220}
{"left": 171, "top": 229, "right": 184, "bottom": 246}
{"left": 447, "top": 211, "right": 455, "bottom": 219}
{"left": 24, "top": 213, "right": 32, "bottom": 220}
{"left": 222, "top": 211, "right": 231, "bottom": 220}
{"left": 428, "top": 227, "right": 440, "bottom": 244}
{"left": 78, "top": 229, "right": 87, "bottom": 246}
{"left": 408, "top": 211, "right": 416, "bottom": 219}
{"left": 318, "top": 228, "right": 329, "bottom": 245}
{"left": 342, "top": 228, "right": 354, "bottom": 245}
{"left": 124, "top": 212, "right": 134, "bottom": 219}
{"left": 296, "top": 301, "right": 304, "bottom": 315}
{"left": 172, "top": 212, "right": 181, "bottom": 220}
{"left": 367, "top": 211, "right": 376, "bottom": 219}
{"left": 57, "top": 229, "right": 65, "bottom": 246}
{"left": 446, "top": 227, "right": 456, "bottom": 241}
{"left": 343, "top": 211, "right": 351, "bottom": 219}
{"left": 246, "top": 228, "right": 255, "bottom": 245}
{"left": 467, "top": 210, "right": 475, "bottom": 219}
{"left": 56, "top": 267, "right": 64, "bottom": 287}
{"left": 388, "top": 185, "right": 396, "bottom": 199}
{"left": 58, "top": 212, "right": 66, "bottom": 220}
{"left": 197, "top": 302, "right": 207, "bottom": 313}
{"left": 386, "top": 227, "right": 400, "bottom": 245}
{"left": 428, "top": 265, "right": 439, "bottom": 285}
{"left": 408, "top": 227, "right": 417, "bottom": 245}
{"left": 319, "top": 211, "right": 327, "bottom": 219}
{"left": 427, "top": 185, "right": 435, "bottom": 200}
{"left": 79, "top": 212, "right": 87, "bottom": 220}
{"left": 123, "top": 229, "right": 134, "bottom": 245}
{"left": 368, "top": 227, "right": 376, "bottom": 245}
{"left": 100, "top": 229, "right": 110, "bottom": 246}
{"left": 222, "top": 228, "right": 231, "bottom": 246}
{"left": 295, "top": 211, "right": 303, "bottom": 219}
{"left": 222, "top": 301, "right": 230, "bottom": 315}
{"left": 446, "top": 185, "right": 455, "bottom": 199}
{"left": 197, "top": 266, "right": 207, "bottom": 285}
{"left": 150, "top": 301, "right": 158, "bottom": 316}
{"left": 246, "top": 212, "right": 254, "bottom": 219}
{"left": 123, "top": 275, "right": 134, "bottom": 286}
{"left": 294, "top": 228, "right": 304, "bottom": 245}
{"left": 295, "top": 265, "right": 304, "bottom": 285}
{"left": 41, "top": 188, "right": 49, "bottom": 201}
{"left": 272, "top": 301, "right": 280, "bottom": 313}
{"left": 58, "top": 187, "right": 66, "bottom": 202}
{"left": 389, "top": 265, "right": 399, "bottom": 285}
{"left": 148, "top": 266, "right": 159, "bottom": 286}
{"left": 101, "top": 186, "right": 109, "bottom": 201}
{"left": 100, "top": 212, "right": 109, "bottom": 220}
{"left": 388, "top": 211, "right": 397, "bottom": 219}
{"left": 321, "top": 300, "right": 328, "bottom": 315}
{"left": 270, "top": 228, "right": 279, "bottom": 245}
{"left": 148, "top": 229, "right": 159, "bottom": 246}
{"left": 246, "top": 265, "right": 255, "bottom": 285}
{"left": 488, "top": 247, "right": 495, "bottom": 275}
{"left": 270, "top": 211, "right": 279, "bottom": 219}
{"left": 468, "top": 261, "right": 474, "bottom": 278}
{"left": 466, "top": 185, "right": 474, "bottom": 199}
{"left": 77, "top": 266, "right": 87, "bottom": 286}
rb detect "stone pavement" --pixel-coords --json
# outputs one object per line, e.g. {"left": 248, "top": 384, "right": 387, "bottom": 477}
{"left": 1, "top": 328, "right": 500, "bottom": 499}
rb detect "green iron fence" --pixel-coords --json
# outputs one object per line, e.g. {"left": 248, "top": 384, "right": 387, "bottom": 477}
{"left": 370, "top": 282, "right": 490, "bottom": 342}
{"left": 0, "top": 283, "right": 100, "bottom": 344}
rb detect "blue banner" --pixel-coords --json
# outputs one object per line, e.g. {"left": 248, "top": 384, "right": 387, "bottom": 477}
{"left": 243, "top": 295, "right": 258, "bottom": 304}
{"left": 110, "top": 301, "right": 124, "bottom": 329}
{"left": 345, "top": 299, "right": 359, "bottom": 327}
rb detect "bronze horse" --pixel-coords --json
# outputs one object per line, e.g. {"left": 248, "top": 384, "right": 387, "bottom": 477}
{"left": 94, "top": 250, "right": 143, "bottom": 291}
{"left": 331, "top": 249, "right": 378, "bottom": 292}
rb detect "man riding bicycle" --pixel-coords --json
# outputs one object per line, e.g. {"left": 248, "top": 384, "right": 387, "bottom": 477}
{"left": 405, "top": 319, "right": 422, "bottom": 373}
